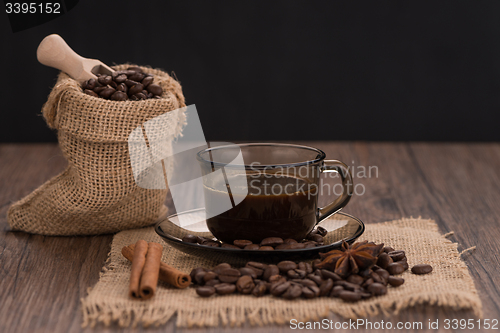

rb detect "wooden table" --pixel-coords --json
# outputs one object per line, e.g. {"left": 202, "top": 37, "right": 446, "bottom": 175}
{"left": 1, "top": 142, "right": 499, "bottom": 333}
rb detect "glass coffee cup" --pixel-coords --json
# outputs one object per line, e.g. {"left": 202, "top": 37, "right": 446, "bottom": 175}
{"left": 197, "top": 143, "right": 353, "bottom": 244}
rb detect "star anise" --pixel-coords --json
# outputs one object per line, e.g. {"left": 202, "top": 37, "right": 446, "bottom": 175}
{"left": 316, "top": 240, "right": 384, "bottom": 277}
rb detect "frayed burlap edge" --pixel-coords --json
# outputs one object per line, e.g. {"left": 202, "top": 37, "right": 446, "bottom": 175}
{"left": 81, "top": 217, "right": 483, "bottom": 328}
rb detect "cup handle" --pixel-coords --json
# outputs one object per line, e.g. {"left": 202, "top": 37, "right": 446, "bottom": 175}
{"left": 317, "top": 160, "right": 354, "bottom": 223}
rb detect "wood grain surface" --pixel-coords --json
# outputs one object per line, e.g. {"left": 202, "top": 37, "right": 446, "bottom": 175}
{"left": 0, "top": 142, "right": 499, "bottom": 333}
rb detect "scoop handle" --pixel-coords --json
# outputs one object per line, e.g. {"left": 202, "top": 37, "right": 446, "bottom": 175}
{"left": 37, "top": 34, "right": 87, "bottom": 81}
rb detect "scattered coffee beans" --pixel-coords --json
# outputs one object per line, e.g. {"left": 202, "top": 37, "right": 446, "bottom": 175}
{"left": 188, "top": 241, "right": 436, "bottom": 303}
{"left": 81, "top": 67, "right": 163, "bottom": 101}
{"left": 181, "top": 226, "right": 329, "bottom": 250}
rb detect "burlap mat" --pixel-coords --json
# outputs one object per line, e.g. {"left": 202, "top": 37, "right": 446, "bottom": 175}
{"left": 81, "top": 217, "right": 482, "bottom": 328}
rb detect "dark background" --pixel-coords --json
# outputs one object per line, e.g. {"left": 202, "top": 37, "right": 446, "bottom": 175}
{"left": 1, "top": 1, "right": 500, "bottom": 143}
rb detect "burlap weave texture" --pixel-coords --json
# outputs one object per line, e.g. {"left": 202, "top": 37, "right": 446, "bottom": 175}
{"left": 8, "top": 65, "right": 186, "bottom": 235}
{"left": 81, "top": 217, "right": 482, "bottom": 328}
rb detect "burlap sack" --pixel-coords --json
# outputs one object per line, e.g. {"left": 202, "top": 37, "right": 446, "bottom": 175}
{"left": 7, "top": 65, "right": 186, "bottom": 235}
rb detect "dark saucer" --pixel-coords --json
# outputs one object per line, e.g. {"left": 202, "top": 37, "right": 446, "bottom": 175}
{"left": 155, "top": 208, "right": 365, "bottom": 264}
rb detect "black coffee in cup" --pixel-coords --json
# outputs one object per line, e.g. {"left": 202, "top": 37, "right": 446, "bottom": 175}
{"left": 197, "top": 143, "right": 353, "bottom": 246}
{"left": 205, "top": 174, "right": 318, "bottom": 243}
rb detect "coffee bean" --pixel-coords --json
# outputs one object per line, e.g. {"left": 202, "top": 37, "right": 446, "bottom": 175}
{"left": 330, "top": 285, "right": 344, "bottom": 297}
{"left": 387, "top": 263, "right": 405, "bottom": 275}
{"left": 388, "top": 250, "right": 406, "bottom": 262}
{"left": 202, "top": 240, "right": 220, "bottom": 247}
{"left": 320, "top": 270, "right": 342, "bottom": 281}
{"left": 384, "top": 246, "right": 395, "bottom": 253}
{"left": 128, "top": 72, "right": 145, "bottom": 82}
{"left": 196, "top": 236, "right": 208, "bottom": 243}
{"left": 135, "top": 92, "right": 147, "bottom": 100}
{"left": 98, "top": 75, "right": 112, "bottom": 86}
{"left": 377, "top": 269, "right": 390, "bottom": 282}
{"left": 110, "top": 91, "right": 128, "bottom": 101}
{"left": 303, "top": 242, "right": 317, "bottom": 248}
{"left": 213, "top": 263, "right": 231, "bottom": 274}
{"left": 147, "top": 83, "right": 163, "bottom": 95}
{"left": 282, "top": 284, "right": 302, "bottom": 300}
{"left": 259, "top": 246, "right": 274, "bottom": 250}
{"left": 196, "top": 286, "right": 215, "bottom": 297}
{"left": 86, "top": 78, "right": 97, "bottom": 89}
{"left": 301, "top": 286, "right": 316, "bottom": 299}
{"left": 114, "top": 74, "right": 127, "bottom": 83}
{"left": 339, "top": 290, "right": 362, "bottom": 302}
{"left": 125, "top": 70, "right": 137, "bottom": 76}
{"left": 411, "top": 264, "right": 433, "bottom": 275}
{"left": 360, "top": 292, "right": 372, "bottom": 299}
{"left": 319, "top": 278, "right": 334, "bottom": 296}
{"left": 270, "top": 281, "right": 290, "bottom": 297}
{"left": 252, "top": 282, "right": 267, "bottom": 297}
{"left": 316, "top": 226, "right": 328, "bottom": 237}
{"left": 129, "top": 83, "right": 144, "bottom": 96}
{"left": 397, "top": 260, "right": 409, "bottom": 270}
{"left": 287, "top": 269, "right": 306, "bottom": 279}
{"left": 367, "top": 282, "right": 387, "bottom": 296}
{"left": 370, "top": 271, "right": 386, "bottom": 285}
{"left": 283, "top": 239, "right": 298, "bottom": 244}
{"left": 218, "top": 268, "right": 241, "bottom": 283}
{"left": 194, "top": 271, "right": 207, "bottom": 285}
{"left": 377, "top": 252, "right": 393, "bottom": 269}
{"left": 142, "top": 76, "right": 154, "bottom": 87}
{"left": 243, "top": 244, "right": 259, "bottom": 250}
{"left": 268, "top": 275, "right": 286, "bottom": 285}
{"left": 275, "top": 244, "right": 292, "bottom": 250}
{"left": 277, "top": 261, "right": 297, "bottom": 273}
{"left": 308, "top": 234, "right": 324, "bottom": 243}
{"left": 338, "top": 281, "right": 362, "bottom": 292}
{"left": 214, "top": 283, "right": 236, "bottom": 295}
{"left": 260, "top": 237, "right": 283, "bottom": 247}
{"left": 84, "top": 89, "right": 99, "bottom": 97}
{"left": 239, "top": 267, "right": 257, "bottom": 279}
{"left": 190, "top": 267, "right": 206, "bottom": 282}
{"left": 362, "top": 278, "right": 374, "bottom": 288}
{"left": 203, "top": 271, "right": 218, "bottom": 282}
{"left": 125, "top": 79, "right": 139, "bottom": 87}
{"left": 221, "top": 244, "right": 240, "bottom": 249}
{"left": 236, "top": 275, "right": 255, "bottom": 294}
{"left": 205, "top": 279, "right": 221, "bottom": 287}
{"left": 304, "top": 262, "right": 313, "bottom": 274}
{"left": 308, "top": 275, "right": 324, "bottom": 286}
{"left": 263, "top": 265, "right": 279, "bottom": 281}
{"left": 388, "top": 276, "right": 405, "bottom": 287}
{"left": 358, "top": 269, "right": 371, "bottom": 279}
{"left": 346, "top": 274, "right": 364, "bottom": 285}
{"left": 287, "top": 243, "right": 306, "bottom": 249}
{"left": 296, "top": 279, "right": 317, "bottom": 289}
{"left": 93, "top": 86, "right": 106, "bottom": 94}
{"left": 234, "top": 240, "right": 252, "bottom": 248}
{"left": 99, "top": 87, "right": 116, "bottom": 99}
{"left": 246, "top": 262, "right": 267, "bottom": 277}
{"left": 182, "top": 234, "right": 197, "bottom": 243}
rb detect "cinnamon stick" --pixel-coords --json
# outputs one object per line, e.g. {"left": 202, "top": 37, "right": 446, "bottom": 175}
{"left": 137, "top": 242, "right": 162, "bottom": 299}
{"left": 124, "top": 243, "right": 191, "bottom": 289}
{"left": 123, "top": 240, "right": 148, "bottom": 299}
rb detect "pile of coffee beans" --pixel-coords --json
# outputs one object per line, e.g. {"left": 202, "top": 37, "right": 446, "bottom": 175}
{"left": 190, "top": 244, "right": 433, "bottom": 302}
{"left": 81, "top": 66, "right": 163, "bottom": 101}
{"left": 182, "top": 226, "right": 328, "bottom": 250}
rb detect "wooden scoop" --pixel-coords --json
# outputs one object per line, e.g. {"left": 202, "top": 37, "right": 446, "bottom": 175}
{"left": 37, "top": 34, "right": 114, "bottom": 83}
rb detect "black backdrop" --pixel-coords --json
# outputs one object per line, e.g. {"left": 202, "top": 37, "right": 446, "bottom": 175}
{"left": 1, "top": 1, "right": 500, "bottom": 143}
